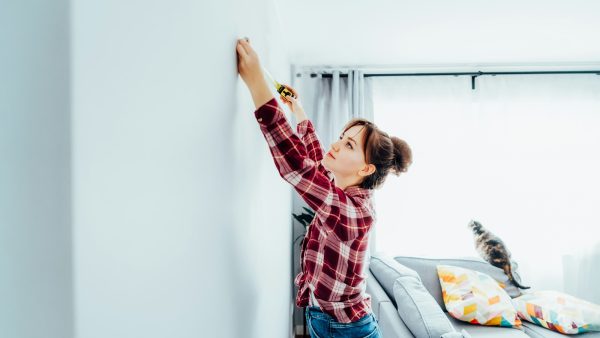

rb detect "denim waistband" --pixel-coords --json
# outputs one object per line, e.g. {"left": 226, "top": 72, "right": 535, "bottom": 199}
{"left": 307, "top": 305, "right": 323, "bottom": 312}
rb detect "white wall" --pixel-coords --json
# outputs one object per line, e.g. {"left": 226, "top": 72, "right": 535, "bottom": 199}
{"left": 285, "top": 0, "right": 600, "bottom": 65}
{"left": 0, "top": 1, "right": 73, "bottom": 337}
{"left": 72, "top": 0, "right": 293, "bottom": 337}
{"left": 1, "top": 1, "right": 292, "bottom": 338}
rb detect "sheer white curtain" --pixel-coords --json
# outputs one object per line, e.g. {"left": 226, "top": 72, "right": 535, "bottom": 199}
{"left": 371, "top": 74, "right": 600, "bottom": 302}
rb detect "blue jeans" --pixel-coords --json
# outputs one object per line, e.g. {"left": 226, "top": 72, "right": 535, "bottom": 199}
{"left": 305, "top": 306, "right": 382, "bottom": 338}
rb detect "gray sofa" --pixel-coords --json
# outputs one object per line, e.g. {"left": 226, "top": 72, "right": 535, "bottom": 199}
{"left": 366, "top": 254, "right": 600, "bottom": 338}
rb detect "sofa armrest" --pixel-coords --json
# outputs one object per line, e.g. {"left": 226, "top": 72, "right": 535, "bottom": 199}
{"left": 378, "top": 301, "right": 415, "bottom": 338}
{"left": 366, "top": 270, "right": 390, "bottom": 319}
{"left": 367, "top": 269, "right": 414, "bottom": 337}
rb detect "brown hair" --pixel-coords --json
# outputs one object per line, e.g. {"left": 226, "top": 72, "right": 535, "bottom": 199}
{"left": 341, "top": 118, "right": 413, "bottom": 190}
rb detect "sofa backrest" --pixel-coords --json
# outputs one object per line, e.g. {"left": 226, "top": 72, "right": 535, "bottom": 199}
{"left": 394, "top": 256, "right": 523, "bottom": 310}
{"left": 369, "top": 254, "right": 524, "bottom": 310}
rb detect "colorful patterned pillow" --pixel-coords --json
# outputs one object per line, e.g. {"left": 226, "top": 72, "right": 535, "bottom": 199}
{"left": 512, "top": 290, "right": 600, "bottom": 334}
{"left": 437, "top": 265, "right": 522, "bottom": 328}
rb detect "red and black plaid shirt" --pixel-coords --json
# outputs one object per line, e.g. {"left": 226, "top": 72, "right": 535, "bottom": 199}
{"left": 254, "top": 97, "right": 376, "bottom": 324}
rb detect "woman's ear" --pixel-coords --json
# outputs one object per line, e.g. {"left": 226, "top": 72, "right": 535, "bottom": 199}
{"left": 360, "top": 164, "right": 376, "bottom": 177}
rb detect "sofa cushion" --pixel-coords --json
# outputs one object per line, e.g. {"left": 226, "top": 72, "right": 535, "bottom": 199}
{"left": 512, "top": 290, "right": 600, "bottom": 334}
{"left": 369, "top": 255, "right": 421, "bottom": 308}
{"left": 522, "top": 321, "right": 600, "bottom": 338}
{"left": 395, "top": 256, "right": 522, "bottom": 310}
{"left": 393, "top": 275, "right": 457, "bottom": 337}
{"left": 445, "top": 313, "right": 530, "bottom": 338}
{"left": 437, "top": 265, "right": 522, "bottom": 328}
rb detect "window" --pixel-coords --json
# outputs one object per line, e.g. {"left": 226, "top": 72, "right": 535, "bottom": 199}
{"left": 372, "top": 74, "right": 600, "bottom": 292}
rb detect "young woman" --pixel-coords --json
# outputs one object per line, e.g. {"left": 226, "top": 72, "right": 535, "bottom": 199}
{"left": 237, "top": 38, "right": 412, "bottom": 338}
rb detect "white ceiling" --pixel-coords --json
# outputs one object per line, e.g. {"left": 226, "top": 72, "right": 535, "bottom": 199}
{"left": 279, "top": 0, "right": 600, "bottom": 68}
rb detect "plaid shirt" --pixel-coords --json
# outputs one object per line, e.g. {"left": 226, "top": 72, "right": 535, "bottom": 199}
{"left": 254, "top": 98, "right": 376, "bottom": 324}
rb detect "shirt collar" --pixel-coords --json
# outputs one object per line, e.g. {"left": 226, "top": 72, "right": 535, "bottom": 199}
{"left": 344, "top": 184, "right": 373, "bottom": 198}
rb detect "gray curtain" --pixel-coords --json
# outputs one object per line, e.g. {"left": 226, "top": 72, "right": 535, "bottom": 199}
{"left": 291, "top": 69, "right": 374, "bottom": 147}
{"left": 289, "top": 68, "right": 375, "bottom": 331}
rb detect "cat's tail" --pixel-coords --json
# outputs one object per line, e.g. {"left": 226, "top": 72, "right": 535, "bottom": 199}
{"left": 503, "top": 264, "right": 531, "bottom": 289}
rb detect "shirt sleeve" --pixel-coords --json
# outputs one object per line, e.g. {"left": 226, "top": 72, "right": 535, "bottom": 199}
{"left": 254, "top": 98, "right": 372, "bottom": 241}
{"left": 296, "top": 119, "right": 325, "bottom": 163}
{"left": 296, "top": 117, "right": 332, "bottom": 178}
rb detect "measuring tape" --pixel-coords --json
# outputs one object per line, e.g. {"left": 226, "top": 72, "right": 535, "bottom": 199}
{"left": 262, "top": 67, "right": 296, "bottom": 100}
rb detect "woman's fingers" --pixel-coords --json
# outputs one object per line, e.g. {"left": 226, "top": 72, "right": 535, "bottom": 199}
{"left": 279, "top": 93, "right": 290, "bottom": 103}
{"left": 283, "top": 85, "right": 298, "bottom": 98}
{"left": 282, "top": 95, "right": 297, "bottom": 108}
{"left": 236, "top": 40, "right": 248, "bottom": 57}
{"left": 239, "top": 38, "right": 255, "bottom": 55}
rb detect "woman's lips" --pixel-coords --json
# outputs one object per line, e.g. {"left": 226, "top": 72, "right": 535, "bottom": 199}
{"left": 328, "top": 152, "right": 335, "bottom": 159}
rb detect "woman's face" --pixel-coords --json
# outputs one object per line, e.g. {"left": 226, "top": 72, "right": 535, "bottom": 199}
{"left": 322, "top": 125, "right": 371, "bottom": 181}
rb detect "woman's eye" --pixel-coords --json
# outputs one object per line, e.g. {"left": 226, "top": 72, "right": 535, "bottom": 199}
{"left": 346, "top": 142, "right": 352, "bottom": 149}
{"left": 339, "top": 135, "right": 352, "bottom": 149}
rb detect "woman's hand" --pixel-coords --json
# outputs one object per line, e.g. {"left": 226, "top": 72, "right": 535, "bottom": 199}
{"left": 280, "top": 85, "right": 308, "bottom": 123}
{"left": 236, "top": 38, "right": 274, "bottom": 108}
{"left": 236, "top": 38, "right": 263, "bottom": 87}
{"left": 280, "top": 85, "right": 303, "bottom": 113}
{"left": 279, "top": 85, "right": 298, "bottom": 108}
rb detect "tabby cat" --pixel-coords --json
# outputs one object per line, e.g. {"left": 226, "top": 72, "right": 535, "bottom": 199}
{"left": 468, "top": 220, "right": 530, "bottom": 289}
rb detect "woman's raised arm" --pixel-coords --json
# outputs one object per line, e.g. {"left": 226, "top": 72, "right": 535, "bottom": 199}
{"left": 236, "top": 38, "right": 273, "bottom": 109}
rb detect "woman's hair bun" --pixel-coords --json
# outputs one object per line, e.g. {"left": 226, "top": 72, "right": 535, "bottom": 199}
{"left": 390, "top": 136, "right": 413, "bottom": 175}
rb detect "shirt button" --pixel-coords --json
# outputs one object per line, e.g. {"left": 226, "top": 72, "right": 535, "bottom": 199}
{"left": 258, "top": 118, "right": 263, "bottom": 122}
